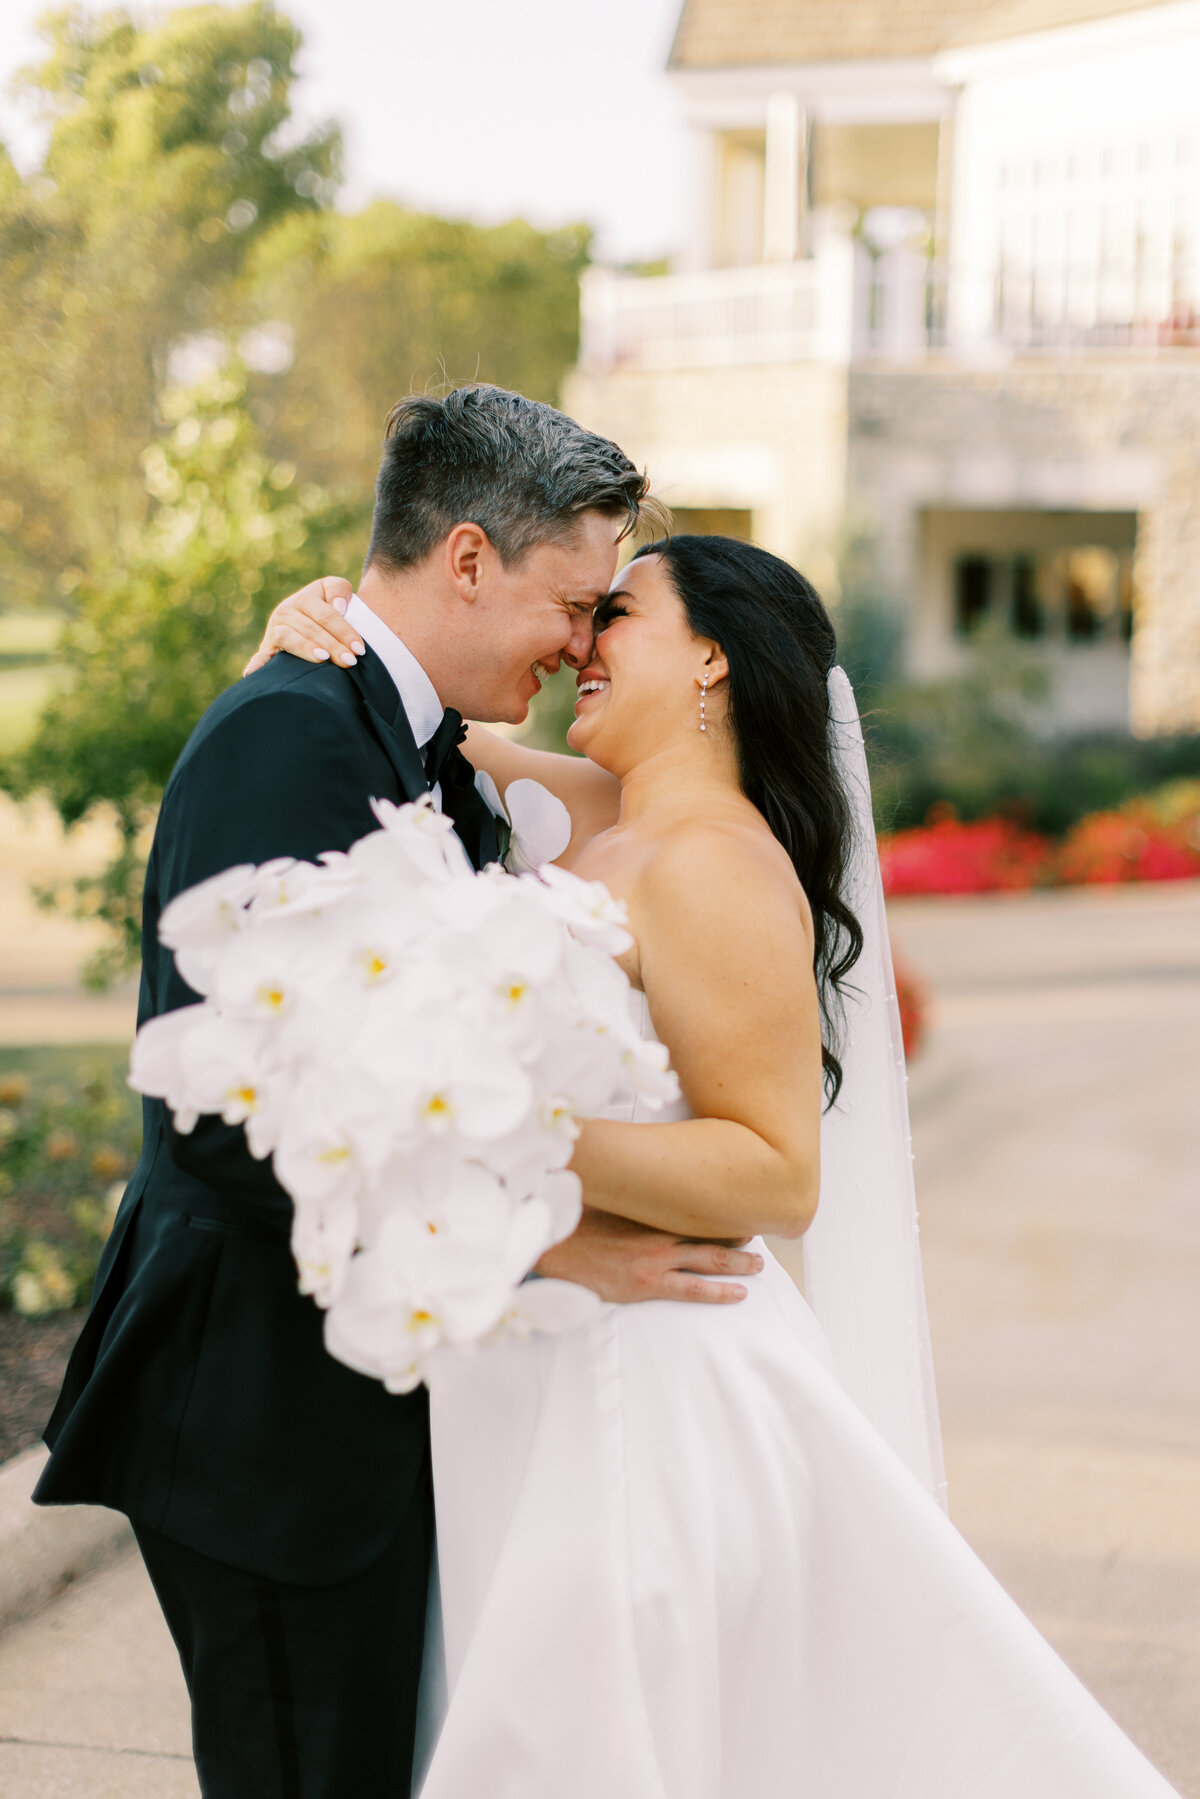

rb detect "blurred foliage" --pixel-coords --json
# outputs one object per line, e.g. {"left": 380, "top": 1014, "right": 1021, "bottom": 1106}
{"left": 4, "top": 368, "right": 365, "bottom": 982}
{"left": 0, "top": 2, "right": 338, "bottom": 605}
{"left": 0, "top": 1059, "right": 141, "bottom": 1314}
{"left": 245, "top": 206, "right": 589, "bottom": 494}
{"left": 520, "top": 666, "right": 587, "bottom": 755}
{"left": 832, "top": 583, "right": 1200, "bottom": 835}
{"left": 864, "top": 661, "right": 1200, "bottom": 835}
{"left": 0, "top": 3, "right": 588, "bottom": 979}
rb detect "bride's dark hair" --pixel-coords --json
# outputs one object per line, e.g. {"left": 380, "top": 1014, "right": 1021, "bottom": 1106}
{"left": 631, "top": 535, "right": 863, "bottom": 1103}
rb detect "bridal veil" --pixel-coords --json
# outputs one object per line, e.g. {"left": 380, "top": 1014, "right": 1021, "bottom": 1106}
{"left": 804, "top": 667, "right": 948, "bottom": 1507}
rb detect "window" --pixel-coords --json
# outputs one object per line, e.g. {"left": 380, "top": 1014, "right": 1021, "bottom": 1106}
{"left": 951, "top": 545, "right": 1134, "bottom": 645}
{"left": 954, "top": 556, "right": 992, "bottom": 636}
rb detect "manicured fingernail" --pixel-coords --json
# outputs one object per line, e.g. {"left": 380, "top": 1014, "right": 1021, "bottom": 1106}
{"left": 730, "top": 1284, "right": 747, "bottom": 1300}
{"left": 351, "top": 640, "right": 365, "bottom": 656}
{"left": 753, "top": 1256, "right": 764, "bottom": 1270}
{"left": 332, "top": 595, "right": 349, "bottom": 616}
{"left": 313, "top": 649, "right": 329, "bottom": 662}
{"left": 339, "top": 652, "right": 358, "bottom": 666}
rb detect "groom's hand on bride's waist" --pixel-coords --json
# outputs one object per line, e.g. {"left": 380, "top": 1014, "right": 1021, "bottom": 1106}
{"left": 535, "top": 1207, "right": 762, "bottom": 1305}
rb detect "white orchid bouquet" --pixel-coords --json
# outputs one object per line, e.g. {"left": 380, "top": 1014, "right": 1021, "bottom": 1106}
{"left": 130, "top": 789, "right": 678, "bottom": 1392}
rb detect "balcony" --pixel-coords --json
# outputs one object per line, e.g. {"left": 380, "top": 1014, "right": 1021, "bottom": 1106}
{"left": 578, "top": 243, "right": 1199, "bottom": 374}
{"left": 578, "top": 242, "right": 942, "bottom": 373}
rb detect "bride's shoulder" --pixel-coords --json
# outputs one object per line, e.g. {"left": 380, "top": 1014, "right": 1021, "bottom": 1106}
{"left": 633, "top": 813, "right": 814, "bottom": 943}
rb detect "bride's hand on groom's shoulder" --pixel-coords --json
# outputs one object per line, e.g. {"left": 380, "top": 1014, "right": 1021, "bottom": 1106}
{"left": 535, "top": 1207, "right": 762, "bottom": 1306}
{"left": 243, "top": 577, "right": 361, "bottom": 675}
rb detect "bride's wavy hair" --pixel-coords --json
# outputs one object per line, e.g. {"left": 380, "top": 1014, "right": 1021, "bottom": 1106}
{"left": 631, "top": 535, "right": 863, "bottom": 1103}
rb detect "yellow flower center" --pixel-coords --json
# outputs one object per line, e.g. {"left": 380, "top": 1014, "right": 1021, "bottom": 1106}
{"left": 256, "top": 984, "right": 286, "bottom": 1013}
{"left": 359, "top": 950, "right": 389, "bottom": 983}
{"left": 423, "top": 1093, "right": 452, "bottom": 1120}
{"left": 230, "top": 1085, "right": 258, "bottom": 1110}
{"left": 409, "top": 1308, "right": 435, "bottom": 1329}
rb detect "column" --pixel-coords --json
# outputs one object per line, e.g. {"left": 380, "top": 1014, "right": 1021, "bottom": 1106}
{"left": 763, "top": 91, "right": 805, "bottom": 263}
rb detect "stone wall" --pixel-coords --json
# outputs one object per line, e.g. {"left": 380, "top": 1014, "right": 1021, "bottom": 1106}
{"left": 848, "top": 357, "right": 1200, "bottom": 735}
{"left": 564, "top": 350, "right": 1200, "bottom": 736}
{"left": 562, "top": 360, "right": 849, "bottom": 596}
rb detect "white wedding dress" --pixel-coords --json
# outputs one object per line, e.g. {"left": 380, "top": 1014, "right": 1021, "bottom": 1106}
{"left": 412, "top": 989, "right": 1179, "bottom": 1799}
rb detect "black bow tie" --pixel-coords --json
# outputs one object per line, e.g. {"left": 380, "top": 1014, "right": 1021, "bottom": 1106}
{"left": 422, "top": 708, "right": 467, "bottom": 790}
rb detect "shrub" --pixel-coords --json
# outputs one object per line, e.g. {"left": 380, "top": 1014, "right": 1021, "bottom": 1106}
{"left": 854, "top": 632, "right": 1200, "bottom": 836}
{"left": 878, "top": 779, "right": 1200, "bottom": 897}
{"left": 1053, "top": 782, "right": 1200, "bottom": 885}
{"left": 0, "top": 1063, "right": 140, "bottom": 1315}
{"left": 880, "top": 812, "right": 1053, "bottom": 897}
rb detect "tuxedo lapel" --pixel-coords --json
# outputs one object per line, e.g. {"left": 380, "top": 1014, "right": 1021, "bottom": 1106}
{"left": 345, "top": 648, "right": 429, "bottom": 805}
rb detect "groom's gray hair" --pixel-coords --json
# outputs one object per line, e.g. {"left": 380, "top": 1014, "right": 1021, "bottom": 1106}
{"left": 365, "top": 384, "right": 660, "bottom": 571}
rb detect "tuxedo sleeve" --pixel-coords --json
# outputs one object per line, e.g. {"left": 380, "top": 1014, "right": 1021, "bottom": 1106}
{"left": 154, "top": 689, "right": 387, "bottom": 1206}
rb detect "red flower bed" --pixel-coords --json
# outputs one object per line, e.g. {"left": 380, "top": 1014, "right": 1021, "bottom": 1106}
{"left": 880, "top": 815, "right": 1053, "bottom": 897}
{"left": 879, "top": 785, "right": 1200, "bottom": 897}
{"left": 1054, "top": 806, "right": 1200, "bottom": 885}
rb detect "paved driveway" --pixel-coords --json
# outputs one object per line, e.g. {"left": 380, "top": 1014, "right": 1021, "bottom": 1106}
{"left": 895, "top": 879, "right": 1200, "bottom": 1794}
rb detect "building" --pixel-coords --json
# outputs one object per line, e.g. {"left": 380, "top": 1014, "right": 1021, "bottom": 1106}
{"left": 563, "top": 0, "right": 1200, "bottom": 735}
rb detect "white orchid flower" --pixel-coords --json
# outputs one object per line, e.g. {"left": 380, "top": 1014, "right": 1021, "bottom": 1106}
{"left": 526, "top": 863, "right": 633, "bottom": 954}
{"left": 148, "top": 1009, "right": 284, "bottom": 1152}
{"left": 321, "top": 1240, "right": 444, "bottom": 1393}
{"left": 128, "top": 1000, "right": 215, "bottom": 1129}
{"left": 289, "top": 1191, "right": 359, "bottom": 1307}
{"left": 248, "top": 853, "right": 361, "bottom": 921}
{"left": 529, "top": 1167, "right": 585, "bottom": 1245}
{"left": 210, "top": 912, "right": 325, "bottom": 1023}
{"left": 369, "top": 794, "right": 473, "bottom": 879}
{"left": 157, "top": 864, "right": 258, "bottom": 994}
{"left": 475, "top": 774, "right": 573, "bottom": 873}
{"left": 132, "top": 792, "right": 682, "bottom": 1394}
{"left": 408, "top": 1044, "right": 533, "bottom": 1144}
{"left": 620, "top": 1036, "right": 682, "bottom": 1109}
{"left": 273, "top": 1069, "right": 396, "bottom": 1207}
{"left": 488, "top": 1277, "right": 605, "bottom": 1342}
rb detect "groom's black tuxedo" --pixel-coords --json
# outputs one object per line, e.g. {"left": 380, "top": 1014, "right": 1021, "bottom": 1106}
{"left": 35, "top": 644, "right": 497, "bottom": 1796}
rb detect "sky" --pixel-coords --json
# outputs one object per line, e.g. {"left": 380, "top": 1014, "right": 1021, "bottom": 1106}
{"left": 0, "top": 0, "right": 690, "bottom": 263}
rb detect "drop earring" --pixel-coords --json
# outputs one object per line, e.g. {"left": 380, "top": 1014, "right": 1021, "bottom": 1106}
{"left": 699, "top": 667, "right": 710, "bottom": 733}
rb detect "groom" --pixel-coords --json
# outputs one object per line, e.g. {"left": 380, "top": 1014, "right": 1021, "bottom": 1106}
{"left": 34, "top": 385, "right": 761, "bottom": 1799}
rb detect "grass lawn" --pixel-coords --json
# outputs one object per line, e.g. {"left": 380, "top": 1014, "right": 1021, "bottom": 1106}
{"left": 0, "top": 1041, "right": 135, "bottom": 1097}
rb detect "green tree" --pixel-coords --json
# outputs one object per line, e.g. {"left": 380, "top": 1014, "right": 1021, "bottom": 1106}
{"left": 0, "top": 2, "right": 593, "bottom": 983}
{"left": 0, "top": 2, "right": 338, "bottom": 603}
{"left": 242, "top": 205, "right": 588, "bottom": 496}
{"left": 4, "top": 367, "right": 366, "bottom": 982}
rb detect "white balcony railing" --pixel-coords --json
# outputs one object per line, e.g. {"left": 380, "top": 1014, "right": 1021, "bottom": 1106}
{"left": 579, "top": 249, "right": 855, "bottom": 373}
{"left": 579, "top": 243, "right": 1199, "bottom": 374}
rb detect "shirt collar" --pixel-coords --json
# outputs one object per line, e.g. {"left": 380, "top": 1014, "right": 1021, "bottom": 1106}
{"left": 344, "top": 594, "right": 444, "bottom": 752}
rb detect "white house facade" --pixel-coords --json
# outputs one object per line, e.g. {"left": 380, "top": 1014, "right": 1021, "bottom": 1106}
{"left": 563, "top": 0, "right": 1200, "bottom": 736}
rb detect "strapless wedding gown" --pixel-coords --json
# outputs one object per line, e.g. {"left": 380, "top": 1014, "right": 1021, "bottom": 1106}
{"left": 412, "top": 993, "right": 1178, "bottom": 1798}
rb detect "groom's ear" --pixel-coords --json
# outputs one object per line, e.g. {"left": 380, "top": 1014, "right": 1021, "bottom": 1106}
{"left": 443, "top": 522, "right": 491, "bottom": 603}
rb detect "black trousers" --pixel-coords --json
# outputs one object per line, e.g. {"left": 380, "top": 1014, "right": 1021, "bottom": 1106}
{"left": 134, "top": 1469, "right": 433, "bottom": 1799}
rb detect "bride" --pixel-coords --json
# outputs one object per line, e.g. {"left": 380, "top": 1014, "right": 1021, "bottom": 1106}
{"left": 255, "top": 535, "right": 1178, "bottom": 1798}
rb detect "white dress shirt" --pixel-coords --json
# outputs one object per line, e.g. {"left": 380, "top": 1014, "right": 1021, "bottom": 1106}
{"left": 344, "top": 593, "right": 445, "bottom": 808}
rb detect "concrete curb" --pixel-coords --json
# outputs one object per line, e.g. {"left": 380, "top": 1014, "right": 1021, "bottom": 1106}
{"left": 0, "top": 1445, "right": 132, "bottom": 1633}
